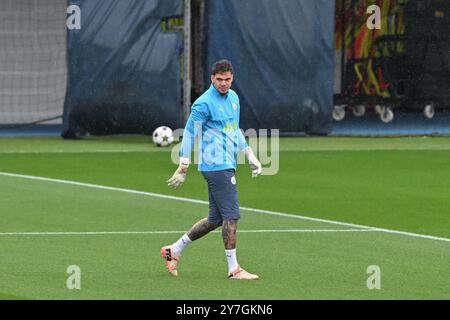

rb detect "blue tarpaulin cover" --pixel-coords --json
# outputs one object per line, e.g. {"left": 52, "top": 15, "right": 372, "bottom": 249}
{"left": 63, "top": 0, "right": 335, "bottom": 136}
{"left": 205, "top": 0, "right": 335, "bottom": 134}
{"left": 63, "top": 0, "right": 183, "bottom": 136}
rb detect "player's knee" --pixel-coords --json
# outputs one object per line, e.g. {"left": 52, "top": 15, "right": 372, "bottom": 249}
{"left": 207, "top": 217, "right": 222, "bottom": 227}
{"left": 223, "top": 218, "right": 239, "bottom": 224}
{"left": 222, "top": 219, "right": 239, "bottom": 230}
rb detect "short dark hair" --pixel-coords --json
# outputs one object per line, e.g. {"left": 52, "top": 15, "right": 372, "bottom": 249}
{"left": 211, "top": 59, "right": 233, "bottom": 75}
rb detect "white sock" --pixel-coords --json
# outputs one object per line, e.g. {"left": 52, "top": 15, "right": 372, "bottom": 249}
{"left": 225, "top": 249, "right": 239, "bottom": 274}
{"left": 171, "top": 234, "right": 192, "bottom": 256}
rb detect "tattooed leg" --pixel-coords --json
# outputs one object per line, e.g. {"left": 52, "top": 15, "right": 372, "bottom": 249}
{"left": 187, "top": 218, "right": 221, "bottom": 241}
{"left": 222, "top": 219, "right": 238, "bottom": 250}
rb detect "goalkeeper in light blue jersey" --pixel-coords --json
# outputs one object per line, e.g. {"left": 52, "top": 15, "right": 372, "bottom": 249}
{"left": 161, "top": 60, "right": 262, "bottom": 280}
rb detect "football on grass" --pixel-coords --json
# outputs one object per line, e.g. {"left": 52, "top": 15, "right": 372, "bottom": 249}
{"left": 152, "top": 126, "right": 174, "bottom": 147}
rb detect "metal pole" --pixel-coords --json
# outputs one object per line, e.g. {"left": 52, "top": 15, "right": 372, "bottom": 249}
{"left": 183, "top": 0, "right": 192, "bottom": 125}
{"left": 340, "top": 0, "right": 345, "bottom": 94}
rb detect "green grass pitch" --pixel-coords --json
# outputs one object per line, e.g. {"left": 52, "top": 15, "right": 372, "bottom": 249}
{"left": 0, "top": 136, "right": 449, "bottom": 299}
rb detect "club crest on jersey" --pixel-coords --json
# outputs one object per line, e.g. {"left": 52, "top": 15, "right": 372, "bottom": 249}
{"left": 232, "top": 103, "right": 237, "bottom": 110}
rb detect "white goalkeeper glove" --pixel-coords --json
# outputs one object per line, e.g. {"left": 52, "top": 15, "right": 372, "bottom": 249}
{"left": 167, "top": 157, "right": 190, "bottom": 189}
{"left": 245, "top": 147, "right": 262, "bottom": 178}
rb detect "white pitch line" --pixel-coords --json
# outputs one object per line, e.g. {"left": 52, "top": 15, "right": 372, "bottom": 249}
{"left": 2, "top": 147, "right": 450, "bottom": 154}
{"left": 1, "top": 171, "right": 450, "bottom": 244}
{"left": 0, "top": 150, "right": 165, "bottom": 154}
{"left": 0, "top": 229, "right": 376, "bottom": 236}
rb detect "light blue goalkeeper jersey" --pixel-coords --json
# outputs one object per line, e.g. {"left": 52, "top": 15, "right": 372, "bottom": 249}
{"left": 180, "top": 84, "right": 248, "bottom": 172}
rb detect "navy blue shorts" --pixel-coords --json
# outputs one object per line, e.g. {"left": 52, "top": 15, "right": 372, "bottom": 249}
{"left": 201, "top": 169, "right": 240, "bottom": 225}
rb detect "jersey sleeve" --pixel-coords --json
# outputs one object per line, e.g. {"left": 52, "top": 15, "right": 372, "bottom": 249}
{"left": 237, "top": 128, "right": 248, "bottom": 151}
{"left": 234, "top": 92, "right": 248, "bottom": 151}
{"left": 179, "top": 102, "right": 209, "bottom": 159}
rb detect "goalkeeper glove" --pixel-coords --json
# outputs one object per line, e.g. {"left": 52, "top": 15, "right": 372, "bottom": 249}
{"left": 167, "top": 157, "right": 190, "bottom": 189}
{"left": 245, "top": 147, "right": 262, "bottom": 178}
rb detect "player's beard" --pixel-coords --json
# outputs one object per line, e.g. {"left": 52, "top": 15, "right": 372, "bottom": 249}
{"left": 217, "top": 85, "right": 229, "bottom": 95}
